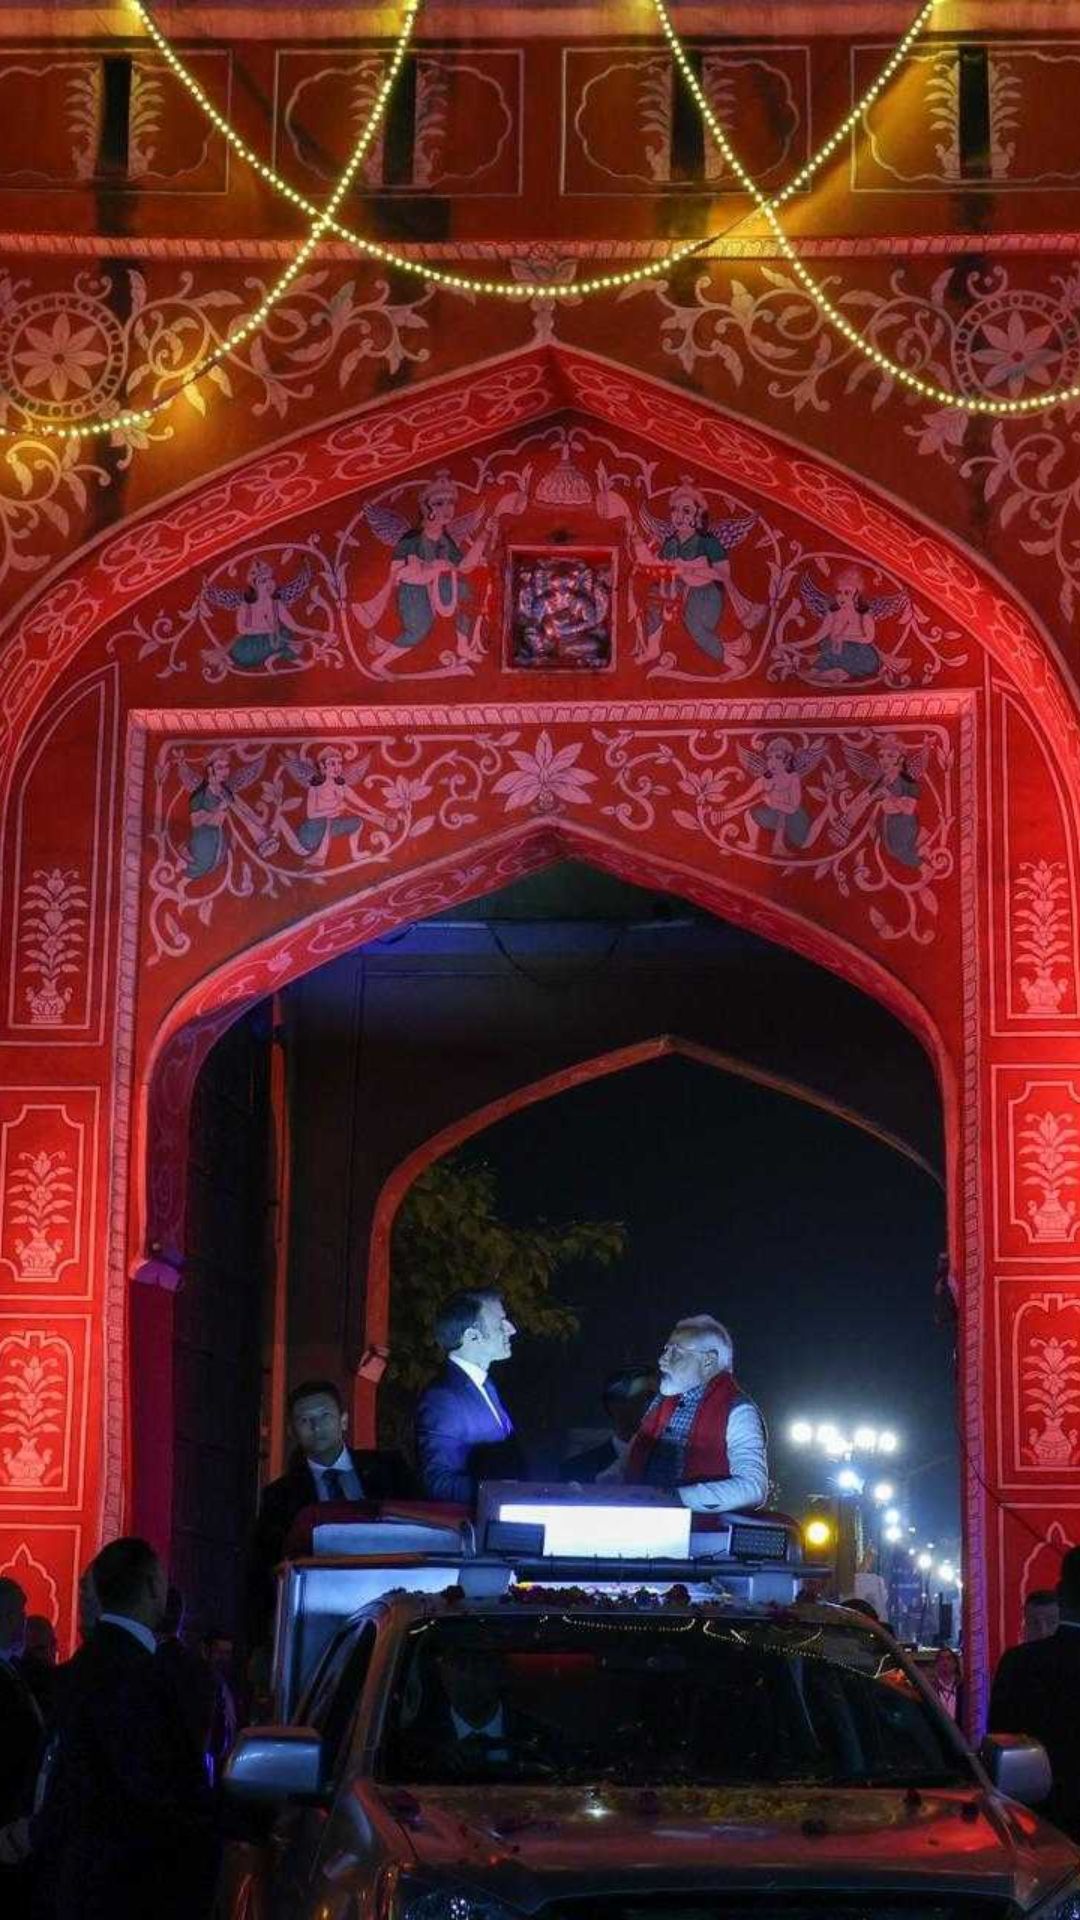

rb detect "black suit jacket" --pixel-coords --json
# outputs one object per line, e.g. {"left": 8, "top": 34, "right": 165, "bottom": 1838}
{"left": 988, "top": 1624, "right": 1080, "bottom": 1837}
{"left": 0, "top": 1654, "right": 43, "bottom": 1823}
{"left": 0, "top": 1656, "right": 43, "bottom": 1920}
{"left": 32, "top": 1622, "right": 219, "bottom": 1920}
{"left": 245, "top": 1444, "right": 415, "bottom": 1644}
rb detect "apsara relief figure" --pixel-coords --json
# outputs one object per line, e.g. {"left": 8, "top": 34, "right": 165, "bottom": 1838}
{"left": 719, "top": 737, "right": 831, "bottom": 853}
{"left": 202, "top": 557, "right": 313, "bottom": 672}
{"left": 837, "top": 736, "right": 928, "bottom": 870}
{"left": 263, "top": 746, "right": 386, "bottom": 868}
{"left": 177, "top": 749, "right": 266, "bottom": 880}
{"left": 353, "top": 471, "right": 527, "bottom": 670}
{"left": 792, "top": 568, "right": 910, "bottom": 683}
{"left": 598, "top": 474, "right": 765, "bottom": 670}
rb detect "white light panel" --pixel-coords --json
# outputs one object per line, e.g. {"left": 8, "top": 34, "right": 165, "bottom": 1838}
{"left": 498, "top": 1501, "right": 692, "bottom": 1558}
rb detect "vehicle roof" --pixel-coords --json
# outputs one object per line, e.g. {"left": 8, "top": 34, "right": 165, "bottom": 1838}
{"left": 352, "top": 1589, "right": 889, "bottom": 1634}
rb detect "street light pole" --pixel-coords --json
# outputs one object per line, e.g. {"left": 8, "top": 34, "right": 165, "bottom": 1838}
{"left": 786, "top": 1417, "right": 902, "bottom": 1621}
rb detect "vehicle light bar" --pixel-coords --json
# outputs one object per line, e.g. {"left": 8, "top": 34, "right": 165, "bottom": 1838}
{"left": 495, "top": 1499, "right": 692, "bottom": 1559}
{"left": 728, "top": 1521, "right": 791, "bottom": 1562}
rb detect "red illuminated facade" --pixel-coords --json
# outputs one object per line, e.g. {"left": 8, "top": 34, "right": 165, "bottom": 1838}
{"left": 0, "top": 0, "right": 1079, "bottom": 1707}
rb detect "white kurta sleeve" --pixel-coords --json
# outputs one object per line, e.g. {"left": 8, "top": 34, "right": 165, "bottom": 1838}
{"left": 676, "top": 1401, "right": 770, "bottom": 1513}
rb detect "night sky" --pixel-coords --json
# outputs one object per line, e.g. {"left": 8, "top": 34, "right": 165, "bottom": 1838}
{"left": 468, "top": 1052, "right": 958, "bottom": 1543}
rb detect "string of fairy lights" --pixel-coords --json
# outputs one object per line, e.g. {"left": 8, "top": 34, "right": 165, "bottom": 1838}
{"left": 130, "top": 0, "right": 938, "bottom": 302}
{"left": 7, "top": 0, "right": 1080, "bottom": 440}
{"left": 0, "top": 0, "right": 421, "bottom": 442}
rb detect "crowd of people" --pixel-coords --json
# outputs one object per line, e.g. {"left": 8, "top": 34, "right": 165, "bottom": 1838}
{"left": 3, "top": 1285, "right": 1080, "bottom": 1912}
{"left": 0, "top": 1540, "right": 233, "bottom": 1919}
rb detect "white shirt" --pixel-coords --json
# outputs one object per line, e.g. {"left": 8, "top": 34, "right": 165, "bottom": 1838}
{"left": 98, "top": 1612, "right": 158, "bottom": 1655}
{"left": 310, "top": 1446, "right": 362, "bottom": 1502}
{"left": 600, "top": 1400, "right": 770, "bottom": 1513}
{"left": 450, "top": 1354, "right": 505, "bottom": 1430}
{"left": 853, "top": 1571, "right": 889, "bottom": 1619}
{"left": 450, "top": 1704, "right": 505, "bottom": 1743}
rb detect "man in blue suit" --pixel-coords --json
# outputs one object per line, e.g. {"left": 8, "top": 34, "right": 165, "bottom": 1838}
{"left": 415, "top": 1289, "right": 520, "bottom": 1504}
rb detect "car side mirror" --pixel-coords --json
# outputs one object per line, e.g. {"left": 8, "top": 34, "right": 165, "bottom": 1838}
{"left": 979, "top": 1733, "right": 1052, "bottom": 1806}
{"left": 223, "top": 1726, "right": 326, "bottom": 1806}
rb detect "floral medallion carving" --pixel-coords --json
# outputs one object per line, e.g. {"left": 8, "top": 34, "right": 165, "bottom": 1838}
{"left": 0, "top": 289, "right": 126, "bottom": 424}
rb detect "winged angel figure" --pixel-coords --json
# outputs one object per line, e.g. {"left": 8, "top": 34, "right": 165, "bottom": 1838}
{"left": 202, "top": 556, "right": 313, "bottom": 672}
{"left": 176, "top": 748, "right": 266, "bottom": 880}
{"left": 597, "top": 470, "right": 765, "bottom": 669}
{"left": 718, "top": 738, "right": 832, "bottom": 853}
{"left": 789, "top": 567, "right": 910, "bottom": 684}
{"left": 260, "top": 746, "right": 386, "bottom": 868}
{"left": 834, "top": 737, "right": 930, "bottom": 870}
{"left": 351, "top": 470, "right": 527, "bottom": 669}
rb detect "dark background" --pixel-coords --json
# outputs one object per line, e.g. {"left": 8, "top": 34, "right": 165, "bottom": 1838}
{"left": 472, "top": 1052, "right": 957, "bottom": 1540}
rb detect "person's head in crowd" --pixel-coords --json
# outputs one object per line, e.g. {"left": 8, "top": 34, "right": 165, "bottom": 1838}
{"left": 77, "top": 1565, "right": 100, "bottom": 1643}
{"left": 1023, "top": 1587, "right": 1060, "bottom": 1642}
{"left": 841, "top": 1595, "right": 881, "bottom": 1623}
{"left": 436, "top": 1289, "right": 516, "bottom": 1373}
{"left": 0, "top": 1576, "right": 27, "bottom": 1656}
{"left": 201, "top": 1630, "right": 234, "bottom": 1673}
{"left": 1058, "top": 1546, "right": 1080, "bottom": 1624}
{"left": 90, "top": 1536, "right": 168, "bottom": 1633}
{"left": 933, "top": 1645, "right": 962, "bottom": 1691}
{"left": 602, "top": 1365, "right": 658, "bottom": 1442}
{"left": 657, "top": 1315, "right": 732, "bottom": 1397}
{"left": 288, "top": 1378, "right": 349, "bottom": 1468}
{"left": 438, "top": 1643, "right": 502, "bottom": 1730}
{"left": 22, "top": 1614, "right": 58, "bottom": 1666}
{"left": 160, "top": 1584, "right": 186, "bottom": 1640}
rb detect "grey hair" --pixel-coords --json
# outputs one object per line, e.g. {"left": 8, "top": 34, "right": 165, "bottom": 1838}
{"left": 676, "top": 1315, "right": 734, "bottom": 1370}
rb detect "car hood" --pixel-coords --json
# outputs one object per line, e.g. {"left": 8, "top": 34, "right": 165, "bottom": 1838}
{"left": 371, "top": 1781, "right": 1079, "bottom": 1911}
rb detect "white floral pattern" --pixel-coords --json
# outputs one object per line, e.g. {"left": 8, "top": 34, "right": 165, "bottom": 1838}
{"left": 492, "top": 733, "right": 597, "bottom": 812}
{"left": 147, "top": 719, "right": 954, "bottom": 962}
{"left": 628, "top": 259, "right": 1080, "bottom": 622}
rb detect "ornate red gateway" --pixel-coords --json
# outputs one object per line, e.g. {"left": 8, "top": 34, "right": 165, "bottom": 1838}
{"left": 1, "top": 0, "right": 1080, "bottom": 1732}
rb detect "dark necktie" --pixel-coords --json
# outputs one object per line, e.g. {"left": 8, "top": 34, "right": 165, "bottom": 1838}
{"left": 486, "top": 1382, "right": 511, "bottom": 1437}
{"left": 322, "top": 1467, "right": 345, "bottom": 1500}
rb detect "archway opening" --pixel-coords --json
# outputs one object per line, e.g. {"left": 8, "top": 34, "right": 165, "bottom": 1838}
{"left": 385, "top": 1044, "right": 953, "bottom": 1636}
{"left": 166, "top": 857, "right": 955, "bottom": 1645}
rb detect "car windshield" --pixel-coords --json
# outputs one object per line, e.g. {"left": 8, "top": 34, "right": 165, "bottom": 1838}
{"left": 378, "top": 1610, "right": 969, "bottom": 1789}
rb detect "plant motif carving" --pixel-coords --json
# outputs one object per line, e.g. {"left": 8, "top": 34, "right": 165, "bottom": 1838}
{"left": 19, "top": 867, "right": 88, "bottom": 1024}
{"left": 1020, "top": 1110, "right": 1080, "bottom": 1243}
{"left": 1013, "top": 860, "right": 1073, "bottom": 1014}
{"left": 7, "top": 1148, "right": 75, "bottom": 1281}
{"left": 1023, "top": 1333, "right": 1080, "bottom": 1468}
{"left": 0, "top": 1333, "right": 67, "bottom": 1489}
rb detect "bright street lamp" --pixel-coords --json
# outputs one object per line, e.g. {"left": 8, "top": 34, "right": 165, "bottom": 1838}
{"left": 837, "top": 1467, "right": 863, "bottom": 1493}
{"left": 884, "top": 1524, "right": 903, "bottom": 1544}
{"left": 878, "top": 1430, "right": 899, "bottom": 1453}
{"left": 790, "top": 1420, "right": 814, "bottom": 1445}
{"left": 917, "top": 1552, "right": 932, "bottom": 1571}
{"left": 872, "top": 1481, "right": 895, "bottom": 1504}
{"left": 884, "top": 1507, "right": 901, "bottom": 1526}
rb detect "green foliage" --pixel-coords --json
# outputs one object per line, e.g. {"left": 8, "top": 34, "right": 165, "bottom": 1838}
{"left": 388, "top": 1152, "right": 627, "bottom": 1391}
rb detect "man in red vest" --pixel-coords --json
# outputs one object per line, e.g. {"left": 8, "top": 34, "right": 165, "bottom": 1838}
{"left": 610, "top": 1315, "right": 769, "bottom": 1512}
